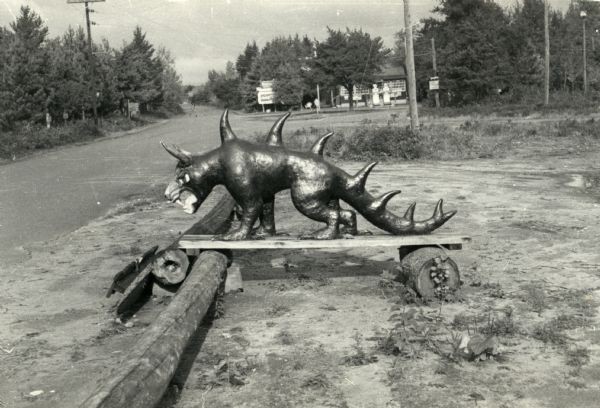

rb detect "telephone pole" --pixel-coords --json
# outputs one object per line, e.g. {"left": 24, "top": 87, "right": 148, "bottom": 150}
{"left": 403, "top": 0, "right": 419, "bottom": 130}
{"left": 431, "top": 37, "right": 440, "bottom": 108}
{"left": 544, "top": 1, "right": 550, "bottom": 105}
{"left": 581, "top": 10, "right": 588, "bottom": 95}
{"left": 68, "top": 0, "right": 105, "bottom": 125}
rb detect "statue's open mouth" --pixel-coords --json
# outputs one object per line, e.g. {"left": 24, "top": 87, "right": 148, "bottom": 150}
{"left": 165, "top": 181, "right": 201, "bottom": 214}
{"left": 175, "top": 189, "right": 199, "bottom": 214}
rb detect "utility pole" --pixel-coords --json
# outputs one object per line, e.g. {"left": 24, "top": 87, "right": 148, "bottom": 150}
{"left": 403, "top": 0, "right": 419, "bottom": 130}
{"left": 581, "top": 10, "right": 588, "bottom": 95}
{"left": 544, "top": 0, "right": 550, "bottom": 105}
{"left": 316, "top": 84, "right": 321, "bottom": 117}
{"left": 68, "top": 0, "right": 105, "bottom": 125}
{"left": 431, "top": 37, "right": 440, "bottom": 108}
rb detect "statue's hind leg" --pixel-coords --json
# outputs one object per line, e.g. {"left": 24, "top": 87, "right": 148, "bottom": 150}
{"left": 254, "top": 197, "right": 276, "bottom": 236}
{"left": 339, "top": 209, "right": 357, "bottom": 235}
{"left": 291, "top": 188, "right": 340, "bottom": 239}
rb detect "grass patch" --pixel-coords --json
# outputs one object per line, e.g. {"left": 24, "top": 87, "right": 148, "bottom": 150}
{"left": 0, "top": 114, "right": 151, "bottom": 160}
{"left": 273, "top": 115, "right": 600, "bottom": 162}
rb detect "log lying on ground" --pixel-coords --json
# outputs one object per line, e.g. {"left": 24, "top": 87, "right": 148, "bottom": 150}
{"left": 152, "top": 249, "right": 190, "bottom": 285}
{"left": 81, "top": 250, "right": 228, "bottom": 408}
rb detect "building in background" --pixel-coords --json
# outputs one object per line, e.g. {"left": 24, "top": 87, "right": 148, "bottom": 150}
{"left": 337, "top": 63, "right": 407, "bottom": 108}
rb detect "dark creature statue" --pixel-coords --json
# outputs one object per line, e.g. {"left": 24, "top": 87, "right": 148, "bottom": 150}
{"left": 162, "top": 110, "right": 456, "bottom": 240}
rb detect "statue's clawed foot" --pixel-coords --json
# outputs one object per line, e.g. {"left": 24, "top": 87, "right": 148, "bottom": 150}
{"left": 252, "top": 225, "right": 276, "bottom": 238}
{"left": 300, "top": 227, "right": 339, "bottom": 240}
{"left": 214, "top": 229, "right": 250, "bottom": 241}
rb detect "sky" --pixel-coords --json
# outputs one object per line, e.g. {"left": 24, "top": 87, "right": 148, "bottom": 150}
{"left": 0, "top": 0, "right": 574, "bottom": 85}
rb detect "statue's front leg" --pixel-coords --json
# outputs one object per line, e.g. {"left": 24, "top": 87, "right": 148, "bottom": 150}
{"left": 216, "top": 202, "right": 261, "bottom": 240}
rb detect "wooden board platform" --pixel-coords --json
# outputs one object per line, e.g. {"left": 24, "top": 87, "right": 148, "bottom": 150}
{"left": 178, "top": 233, "right": 471, "bottom": 251}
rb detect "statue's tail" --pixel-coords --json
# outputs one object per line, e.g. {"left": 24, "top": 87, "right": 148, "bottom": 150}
{"left": 338, "top": 162, "right": 456, "bottom": 235}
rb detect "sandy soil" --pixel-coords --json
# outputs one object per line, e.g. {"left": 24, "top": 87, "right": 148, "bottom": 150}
{"left": 1, "top": 128, "right": 600, "bottom": 408}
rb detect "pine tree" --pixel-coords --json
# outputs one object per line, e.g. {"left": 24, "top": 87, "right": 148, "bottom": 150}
{"left": 157, "top": 46, "right": 184, "bottom": 113}
{"left": 4, "top": 6, "right": 50, "bottom": 125}
{"left": 117, "top": 26, "right": 163, "bottom": 113}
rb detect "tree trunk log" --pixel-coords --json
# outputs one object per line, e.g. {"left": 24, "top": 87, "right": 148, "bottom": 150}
{"left": 81, "top": 250, "right": 228, "bottom": 408}
{"left": 152, "top": 249, "right": 190, "bottom": 285}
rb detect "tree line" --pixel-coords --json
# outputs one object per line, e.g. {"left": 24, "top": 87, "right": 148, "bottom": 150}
{"left": 194, "top": 0, "right": 600, "bottom": 110}
{"left": 191, "top": 29, "right": 389, "bottom": 111}
{"left": 0, "top": 6, "right": 184, "bottom": 132}
{"left": 407, "top": 0, "right": 600, "bottom": 105}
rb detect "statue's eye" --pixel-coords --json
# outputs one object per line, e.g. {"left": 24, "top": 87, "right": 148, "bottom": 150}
{"left": 177, "top": 174, "right": 191, "bottom": 186}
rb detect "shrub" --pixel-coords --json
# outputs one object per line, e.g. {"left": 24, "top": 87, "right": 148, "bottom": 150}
{"left": 341, "top": 124, "right": 423, "bottom": 160}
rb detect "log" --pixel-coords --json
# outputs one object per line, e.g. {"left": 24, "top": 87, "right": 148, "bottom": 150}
{"left": 400, "top": 247, "right": 460, "bottom": 298}
{"left": 106, "top": 246, "right": 158, "bottom": 298}
{"left": 81, "top": 250, "right": 228, "bottom": 408}
{"left": 151, "top": 249, "right": 190, "bottom": 286}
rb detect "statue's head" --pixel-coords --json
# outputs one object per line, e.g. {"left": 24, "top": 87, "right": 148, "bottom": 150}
{"left": 161, "top": 143, "right": 210, "bottom": 214}
{"left": 161, "top": 110, "right": 237, "bottom": 214}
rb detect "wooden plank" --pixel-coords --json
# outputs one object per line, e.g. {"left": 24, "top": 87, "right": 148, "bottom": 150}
{"left": 178, "top": 233, "right": 471, "bottom": 250}
{"left": 81, "top": 250, "right": 228, "bottom": 408}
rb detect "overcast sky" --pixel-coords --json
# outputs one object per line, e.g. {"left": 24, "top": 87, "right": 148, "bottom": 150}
{"left": 1, "top": 0, "right": 573, "bottom": 85}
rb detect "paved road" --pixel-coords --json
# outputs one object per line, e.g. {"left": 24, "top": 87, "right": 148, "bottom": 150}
{"left": 0, "top": 106, "right": 234, "bottom": 261}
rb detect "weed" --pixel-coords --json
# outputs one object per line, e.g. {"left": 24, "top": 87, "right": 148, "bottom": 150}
{"left": 531, "top": 322, "right": 569, "bottom": 345}
{"left": 482, "top": 307, "right": 518, "bottom": 336}
{"left": 276, "top": 329, "right": 294, "bottom": 345}
{"left": 565, "top": 346, "right": 591, "bottom": 368}
{"left": 302, "top": 373, "right": 331, "bottom": 389}
{"left": 565, "top": 379, "right": 587, "bottom": 389}
{"left": 341, "top": 334, "right": 378, "bottom": 366}
{"left": 266, "top": 303, "right": 291, "bottom": 317}
{"left": 550, "top": 313, "right": 591, "bottom": 331}
{"left": 522, "top": 283, "right": 548, "bottom": 314}
{"left": 452, "top": 307, "right": 518, "bottom": 336}
{"left": 562, "top": 289, "right": 599, "bottom": 317}
{"left": 197, "top": 356, "right": 259, "bottom": 389}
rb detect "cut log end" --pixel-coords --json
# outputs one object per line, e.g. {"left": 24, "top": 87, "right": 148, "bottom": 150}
{"left": 400, "top": 247, "right": 460, "bottom": 299}
{"left": 152, "top": 249, "right": 190, "bottom": 286}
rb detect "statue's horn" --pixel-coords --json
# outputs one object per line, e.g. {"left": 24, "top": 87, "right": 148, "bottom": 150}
{"left": 161, "top": 141, "right": 192, "bottom": 166}
{"left": 220, "top": 109, "right": 237, "bottom": 143}
{"left": 266, "top": 112, "right": 291, "bottom": 146}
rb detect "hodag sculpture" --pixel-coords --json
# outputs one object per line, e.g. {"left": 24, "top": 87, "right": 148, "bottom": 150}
{"left": 162, "top": 110, "right": 456, "bottom": 240}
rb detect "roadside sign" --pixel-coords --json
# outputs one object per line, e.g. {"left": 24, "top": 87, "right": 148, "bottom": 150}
{"left": 429, "top": 76, "right": 439, "bottom": 91}
{"left": 257, "top": 90, "right": 275, "bottom": 105}
{"left": 257, "top": 79, "right": 275, "bottom": 105}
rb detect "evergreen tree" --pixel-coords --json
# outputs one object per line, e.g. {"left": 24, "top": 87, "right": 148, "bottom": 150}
{"left": 4, "top": 6, "right": 50, "bottom": 125}
{"left": 157, "top": 46, "right": 184, "bottom": 113}
{"left": 235, "top": 41, "right": 259, "bottom": 80}
{"left": 46, "top": 26, "right": 90, "bottom": 121}
{"left": 116, "top": 26, "right": 163, "bottom": 113}
{"left": 0, "top": 26, "right": 15, "bottom": 130}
